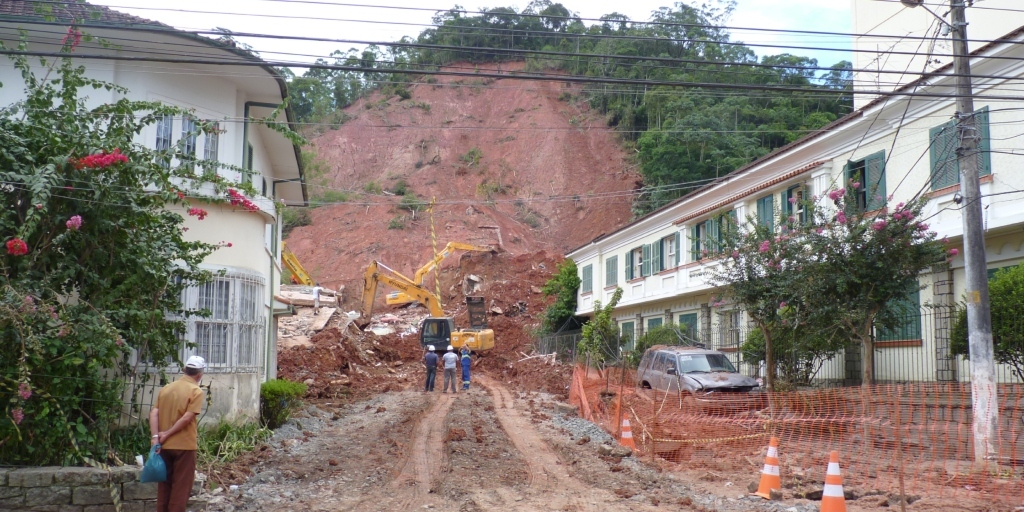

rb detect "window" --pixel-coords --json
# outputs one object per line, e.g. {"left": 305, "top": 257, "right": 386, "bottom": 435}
{"left": 181, "top": 116, "right": 197, "bottom": 171}
{"left": 784, "top": 185, "right": 806, "bottom": 224}
{"left": 581, "top": 264, "right": 593, "bottom": 294}
{"left": 155, "top": 114, "right": 173, "bottom": 168}
{"left": 647, "top": 317, "right": 663, "bottom": 332}
{"left": 662, "top": 234, "right": 679, "bottom": 270}
{"left": 641, "top": 244, "right": 652, "bottom": 277}
{"left": 605, "top": 255, "right": 618, "bottom": 287}
{"left": 876, "top": 286, "right": 922, "bottom": 341}
{"left": 929, "top": 107, "right": 991, "bottom": 190}
{"left": 678, "top": 313, "right": 699, "bottom": 340}
{"left": 692, "top": 211, "right": 737, "bottom": 261}
{"left": 625, "top": 245, "right": 654, "bottom": 280}
{"left": 844, "top": 150, "right": 886, "bottom": 211}
{"left": 203, "top": 122, "right": 220, "bottom": 175}
{"left": 620, "top": 321, "right": 635, "bottom": 350}
{"left": 690, "top": 223, "right": 704, "bottom": 261}
{"left": 756, "top": 194, "right": 775, "bottom": 231}
{"left": 181, "top": 270, "right": 266, "bottom": 371}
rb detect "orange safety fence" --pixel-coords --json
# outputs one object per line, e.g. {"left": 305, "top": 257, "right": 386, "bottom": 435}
{"left": 569, "top": 364, "right": 1024, "bottom": 507}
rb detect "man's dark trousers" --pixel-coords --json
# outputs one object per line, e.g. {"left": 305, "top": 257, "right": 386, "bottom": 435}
{"left": 157, "top": 449, "right": 196, "bottom": 512}
{"left": 424, "top": 367, "right": 437, "bottom": 391}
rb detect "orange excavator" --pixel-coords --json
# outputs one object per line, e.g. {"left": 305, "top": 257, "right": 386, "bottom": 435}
{"left": 356, "top": 260, "right": 495, "bottom": 352}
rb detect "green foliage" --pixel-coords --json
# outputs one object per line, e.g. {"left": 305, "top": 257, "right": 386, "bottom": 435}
{"left": 540, "top": 259, "right": 582, "bottom": 333}
{"left": 282, "top": 208, "right": 312, "bottom": 237}
{"left": 951, "top": 263, "right": 1024, "bottom": 380}
{"left": 301, "top": 149, "right": 350, "bottom": 206}
{"left": 459, "top": 147, "right": 484, "bottom": 167}
{"left": 363, "top": 181, "right": 383, "bottom": 194}
{"left": 626, "top": 322, "right": 686, "bottom": 368}
{"left": 398, "top": 194, "right": 425, "bottom": 212}
{"left": 740, "top": 325, "right": 844, "bottom": 389}
{"left": 713, "top": 189, "right": 945, "bottom": 386}
{"left": 387, "top": 216, "right": 407, "bottom": 230}
{"left": 579, "top": 288, "right": 623, "bottom": 365}
{"left": 198, "top": 421, "right": 273, "bottom": 467}
{"left": 259, "top": 379, "right": 308, "bottom": 429}
{"left": 394, "top": 86, "right": 412, "bottom": 100}
{"left": 476, "top": 180, "right": 509, "bottom": 200}
{"left": 0, "top": 37, "right": 274, "bottom": 464}
{"left": 390, "top": 179, "right": 410, "bottom": 196}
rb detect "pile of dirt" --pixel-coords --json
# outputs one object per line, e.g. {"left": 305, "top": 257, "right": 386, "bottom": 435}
{"left": 285, "top": 61, "right": 637, "bottom": 298}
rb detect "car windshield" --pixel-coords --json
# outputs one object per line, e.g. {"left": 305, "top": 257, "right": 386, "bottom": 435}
{"left": 675, "top": 353, "right": 737, "bottom": 373}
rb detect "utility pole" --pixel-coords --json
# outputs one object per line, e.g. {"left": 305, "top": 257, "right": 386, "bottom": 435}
{"left": 949, "top": 0, "right": 997, "bottom": 466}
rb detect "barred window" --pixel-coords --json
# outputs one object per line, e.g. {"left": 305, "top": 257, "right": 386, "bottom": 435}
{"left": 181, "top": 116, "right": 197, "bottom": 171}
{"left": 181, "top": 269, "right": 266, "bottom": 372}
{"left": 203, "top": 122, "right": 219, "bottom": 175}
{"left": 155, "top": 114, "right": 173, "bottom": 168}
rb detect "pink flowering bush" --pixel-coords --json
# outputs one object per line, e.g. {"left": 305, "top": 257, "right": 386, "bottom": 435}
{"left": 66, "top": 215, "right": 83, "bottom": 231}
{"left": 5, "top": 238, "right": 28, "bottom": 256}
{"left": 187, "top": 207, "right": 209, "bottom": 220}
{"left": 71, "top": 149, "right": 129, "bottom": 170}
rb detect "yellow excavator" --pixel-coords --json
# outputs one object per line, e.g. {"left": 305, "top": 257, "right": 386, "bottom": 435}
{"left": 356, "top": 260, "right": 495, "bottom": 352}
{"left": 281, "top": 242, "right": 314, "bottom": 286}
{"left": 384, "top": 242, "right": 495, "bottom": 305}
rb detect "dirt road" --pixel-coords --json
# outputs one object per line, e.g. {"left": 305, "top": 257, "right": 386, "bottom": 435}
{"left": 205, "top": 378, "right": 708, "bottom": 512}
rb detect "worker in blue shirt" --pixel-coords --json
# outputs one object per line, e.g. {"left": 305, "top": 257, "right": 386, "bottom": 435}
{"left": 460, "top": 346, "right": 472, "bottom": 390}
{"left": 423, "top": 345, "right": 438, "bottom": 392}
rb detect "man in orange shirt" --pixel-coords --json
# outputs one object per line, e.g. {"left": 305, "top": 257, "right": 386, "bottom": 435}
{"left": 149, "top": 355, "right": 205, "bottom": 512}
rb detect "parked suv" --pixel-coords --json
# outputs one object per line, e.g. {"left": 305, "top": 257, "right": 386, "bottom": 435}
{"left": 637, "top": 345, "right": 759, "bottom": 394}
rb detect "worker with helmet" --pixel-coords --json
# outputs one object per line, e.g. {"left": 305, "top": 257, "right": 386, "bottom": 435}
{"left": 442, "top": 345, "right": 459, "bottom": 393}
{"left": 423, "top": 345, "right": 438, "bottom": 392}
{"left": 460, "top": 346, "right": 472, "bottom": 390}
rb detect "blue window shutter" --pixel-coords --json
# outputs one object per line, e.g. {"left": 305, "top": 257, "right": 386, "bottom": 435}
{"left": 625, "top": 251, "right": 634, "bottom": 281}
{"left": 643, "top": 243, "right": 651, "bottom": 276}
{"left": 865, "top": 150, "right": 886, "bottom": 210}
{"left": 976, "top": 107, "right": 991, "bottom": 177}
{"left": 757, "top": 195, "right": 774, "bottom": 231}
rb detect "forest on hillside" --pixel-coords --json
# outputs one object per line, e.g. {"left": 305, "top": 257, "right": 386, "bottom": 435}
{"left": 284, "top": 0, "right": 853, "bottom": 215}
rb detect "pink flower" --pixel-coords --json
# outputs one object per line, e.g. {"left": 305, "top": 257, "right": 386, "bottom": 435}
{"left": 851, "top": 181, "right": 861, "bottom": 189}
{"left": 815, "top": 228, "right": 824, "bottom": 234}
{"left": 188, "top": 208, "right": 208, "bottom": 221}
{"left": 788, "top": 216, "right": 796, "bottom": 223}
{"left": 836, "top": 211, "right": 848, "bottom": 224}
{"left": 788, "top": 196, "right": 798, "bottom": 204}
{"left": 759, "top": 241, "right": 770, "bottom": 253}
{"left": 779, "top": 302, "right": 787, "bottom": 308}
{"left": 115, "top": 337, "right": 125, "bottom": 347}
{"left": 35, "top": 204, "right": 43, "bottom": 210}
{"left": 176, "top": 191, "right": 186, "bottom": 200}
{"left": 915, "top": 223, "right": 929, "bottom": 231}
{"left": 6, "top": 238, "right": 28, "bottom": 256}
{"left": 18, "top": 383, "right": 31, "bottom": 400}
{"left": 24, "top": 296, "right": 33, "bottom": 305}
{"left": 949, "top": 248, "right": 959, "bottom": 256}
{"left": 11, "top": 408, "right": 24, "bottom": 425}
{"left": 731, "top": 251, "right": 739, "bottom": 259}
{"left": 72, "top": 149, "right": 128, "bottom": 170}
{"left": 66, "top": 215, "right": 82, "bottom": 231}
{"left": 872, "top": 220, "right": 887, "bottom": 231}
{"left": 61, "top": 26, "right": 82, "bottom": 50}
{"left": 828, "top": 189, "right": 846, "bottom": 201}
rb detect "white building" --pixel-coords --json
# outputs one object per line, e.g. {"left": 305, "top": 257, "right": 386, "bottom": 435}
{"left": 0, "top": 2, "right": 306, "bottom": 421}
{"left": 568, "top": 19, "right": 1024, "bottom": 385}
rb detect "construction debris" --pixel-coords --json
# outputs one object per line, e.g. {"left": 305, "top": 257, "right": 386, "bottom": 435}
{"left": 309, "top": 308, "right": 336, "bottom": 331}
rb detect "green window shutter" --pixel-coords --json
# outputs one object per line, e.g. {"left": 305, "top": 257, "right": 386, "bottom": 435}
{"left": 865, "top": 150, "right": 887, "bottom": 210}
{"left": 877, "top": 286, "right": 922, "bottom": 341}
{"left": 621, "top": 321, "right": 635, "bottom": 349}
{"left": 678, "top": 313, "right": 698, "bottom": 339}
{"left": 690, "top": 226, "right": 700, "bottom": 261}
{"left": 674, "top": 231, "right": 681, "bottom": 266}
{"left": 651, "top": 239, "right": 662, "bottom": 273}
{"left": 625, "top": 250, "right": 634, "bottom": 281}
{"left": 641, "top": 244, "right": 652, "bottom": 277}
{"left": 757, "top": 195, "right": 775, "bottom": 231}
{"left": 647, "top": 317, "right": 662, "bottom": 331}
{"left": 581, "top": 264, "right": 593, "bottom": 293}
{"left": 976, "top": 107, "right": 992, "bottom": 177}
{"left": 709, "top": 217, "right": 720, "bottom": 254}
{"left": 606, "top": 255, "right": 617, "bottom": 287}
{"left": 929, "top": 121, "right": 958, "bottom": 190}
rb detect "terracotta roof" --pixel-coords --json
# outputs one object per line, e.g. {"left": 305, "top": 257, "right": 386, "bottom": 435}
{"left": 0, "top": 0, "right": 168, "bottom": 28}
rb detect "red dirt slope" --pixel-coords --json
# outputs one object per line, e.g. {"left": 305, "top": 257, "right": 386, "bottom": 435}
{"left": 285, "top": 62, "right": 638, "bottom": 296}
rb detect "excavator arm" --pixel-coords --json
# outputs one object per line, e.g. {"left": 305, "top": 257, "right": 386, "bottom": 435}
{"left": 281, "top": 242, "right": 314, "bottom": 286}
{"left": 357, "top": 260, "right": 445, "bottom": 329}
{"left": 411, "top": 242, "right": 495, "bottom": 284}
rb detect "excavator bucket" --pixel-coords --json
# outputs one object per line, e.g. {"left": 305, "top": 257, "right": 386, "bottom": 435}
{"left": 466, "top": 296, "right": 488, "bottom": 329}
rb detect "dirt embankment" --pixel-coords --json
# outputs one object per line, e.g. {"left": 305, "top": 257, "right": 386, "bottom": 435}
{"left": 286, "top": 61, "right": 638, "bottom": 296}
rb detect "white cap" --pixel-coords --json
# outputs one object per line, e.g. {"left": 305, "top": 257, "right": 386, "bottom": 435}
{"left": 185, "top": 355, "right": 206, "bottom": 369}
{"left": 447, "top": 345, "right": 454, "bottom": 351}
{"left": 427, "top": 345, "right": 435, "bottom": 351}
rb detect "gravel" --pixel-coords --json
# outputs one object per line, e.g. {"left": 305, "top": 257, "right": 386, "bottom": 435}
{"left": 550, "top": 412, "right": 615, "bottom": 444}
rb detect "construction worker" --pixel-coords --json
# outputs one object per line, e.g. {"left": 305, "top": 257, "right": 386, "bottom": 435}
{"left": 423, "top": 345, "right": 438, "bottom": 392}
{"left": 460, "top": 346, "right": 472, "bottom": 390}
{"left": 311, "top": 282, "right": 324, "bottom": 313}
{"left": 442, "top": 345, "right": 459, "bottom": 393}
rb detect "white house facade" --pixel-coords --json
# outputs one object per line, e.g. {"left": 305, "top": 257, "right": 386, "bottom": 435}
{"left": 0, "top": 2, "right": 306, "bottom": 421}
{"left": 568, "top": 23, "right": 1024, "bottom": 385}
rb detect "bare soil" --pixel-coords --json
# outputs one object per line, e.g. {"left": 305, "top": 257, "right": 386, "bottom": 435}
{"left": 285, "top": 61, "right": 638, "bottom": 298}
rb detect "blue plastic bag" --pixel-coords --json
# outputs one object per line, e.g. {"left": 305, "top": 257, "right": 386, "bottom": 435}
{"left": 139, "top": 445, "right": 167, "bottom": 483}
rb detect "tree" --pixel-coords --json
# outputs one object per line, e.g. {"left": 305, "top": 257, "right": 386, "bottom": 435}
{"left": 540, "top": 259, "right": 581, "bottom": 333}
{"left": 0, "top": 31, "right": 284, "bottom": 464}
{"left": 579, "top": 288, "right": 622, "bottom": 365}
{"left": 951, "top": 262, "right": 1024, "bottom": 380}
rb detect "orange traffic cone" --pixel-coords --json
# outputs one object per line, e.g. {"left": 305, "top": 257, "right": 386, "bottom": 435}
{"left": 753, "top": 437, "right": 781, "bottom": 499}
{"left": 820, "top": 451, "right": 847, "bottom": 512}
{"left": 618, "top": 415, "right": 636, "bottom": 450}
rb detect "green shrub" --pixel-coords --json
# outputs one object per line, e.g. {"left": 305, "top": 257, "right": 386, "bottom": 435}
{"left": 281, "top": 208, "right": 311, "bottom": 237}
{"left": 314, "top": 189, "right": 350, "bottom": 205}
{"left": 952, "top": 262, "right": 1024, "bottom": 380}
{"left": 363, "top": 181, "right": 383, "bottom": 194}
{"left": 459, "top": 147, "right": 483, "bottom": 167}
{"left": 259, "top": 379, "right": 307, "bottom": 429}
{"left": 395, "top": 87, "right": 412, "bottom": 100}
{"left": 387, "top": 216, "right": 406, "bottom": 230}
{"left": 198, "top": 421, "right": 272, "bottom": 468}
{"left": 391, "top": 179, "right": 410, "bottom": 196}
{"left": 398, "top": 194, "right": 425, "bottom": 212}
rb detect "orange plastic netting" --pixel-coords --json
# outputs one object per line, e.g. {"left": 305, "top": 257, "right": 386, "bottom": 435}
{"left": 569, "top": 365, "right": 1024, "bottom": 506}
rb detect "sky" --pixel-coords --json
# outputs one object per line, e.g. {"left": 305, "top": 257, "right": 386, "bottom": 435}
{"left": 88, "top": 0, "right": 854, "bottom": 72}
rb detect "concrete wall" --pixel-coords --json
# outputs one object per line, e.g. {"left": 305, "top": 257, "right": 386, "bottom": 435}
{"left": 0, "top": 465, "right": 189, "bottom": 512}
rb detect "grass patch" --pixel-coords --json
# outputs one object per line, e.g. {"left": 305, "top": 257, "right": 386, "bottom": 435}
{"left": 281, "top": 208, "right": 311, "bottom": 237}
{"left": 198, "top": 421, "right": 273, "bottom": 467}
{"left": 390, "top": 179, "right": 410, "bottom": 196}
{"left": 363, "top": 181, "right": 383, "bottom": 194}
{"left": 388, "top": 215, "right": 407, "bottom": 230}
{"left": 459, "top": 147, "right": 483, "bottom": 167}
{"left": 398, "top": 194, "right": 426, "bottom": 212}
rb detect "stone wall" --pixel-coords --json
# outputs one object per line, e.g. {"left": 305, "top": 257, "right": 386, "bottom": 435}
{"left": 0, "top": 466, "right": 168, "bottom": 512}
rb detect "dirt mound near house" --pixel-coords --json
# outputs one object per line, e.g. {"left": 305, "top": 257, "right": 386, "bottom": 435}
{"left": 285, "top": 61, "right": 637, "bottom": 298}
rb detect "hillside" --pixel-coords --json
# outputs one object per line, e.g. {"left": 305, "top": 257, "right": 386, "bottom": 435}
{"left": 285, "top": 62, "right": 638, "bottom": 298}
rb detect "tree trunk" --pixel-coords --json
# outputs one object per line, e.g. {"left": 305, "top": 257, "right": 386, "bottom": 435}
{"left": 763, "top": 328, "right": 775, "bottom": 392}
{"left": 861, "top": 334, "right": 874, "bottom": 387}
